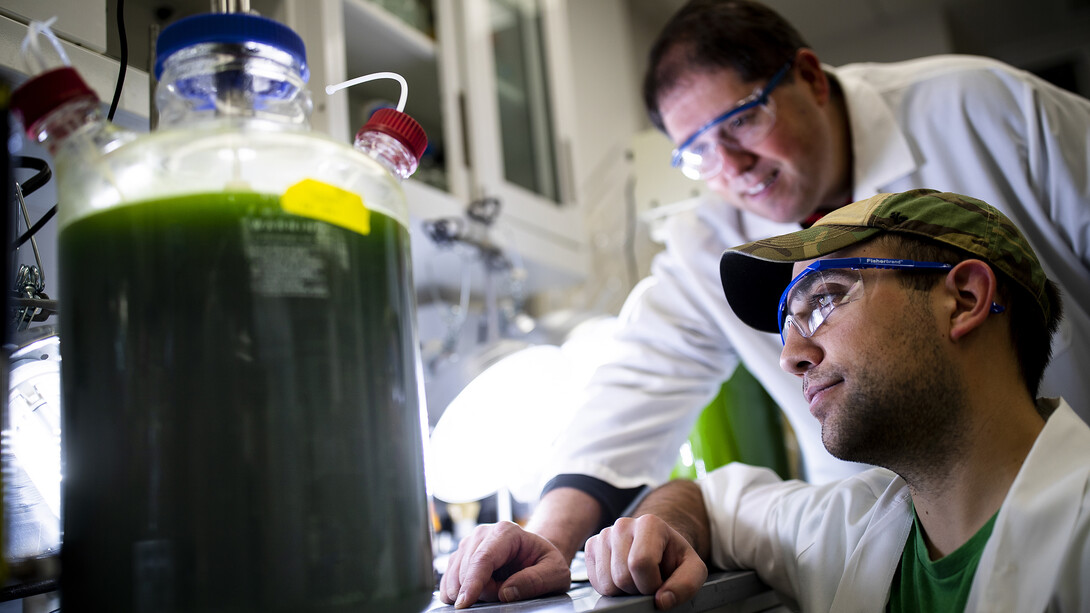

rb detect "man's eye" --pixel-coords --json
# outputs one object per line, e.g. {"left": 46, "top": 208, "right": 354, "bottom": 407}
{"left": 725, "top": 109, "right": 758, "bottom": 132}
{"left": 727, "top": 116, "right": 751, "bottom": 131}
{"left": 688, "top": 141, "right": 714, "bottom": 157}
{"left": 811, "top": 291, "right": 847, "bottom": 314}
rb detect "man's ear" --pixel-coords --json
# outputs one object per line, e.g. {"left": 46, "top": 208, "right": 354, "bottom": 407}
{"left": 794, "top": 48, "right": 829, "bottom": 104}
{"left": 945, "top": 260, "right": 998, "bottom": 341}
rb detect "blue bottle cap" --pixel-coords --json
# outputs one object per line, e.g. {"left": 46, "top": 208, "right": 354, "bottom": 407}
{"left": 154, "top": 13, "right": 307, "bottom": 80}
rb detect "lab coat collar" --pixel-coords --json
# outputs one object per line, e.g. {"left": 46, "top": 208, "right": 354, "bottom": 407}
{"left": 968, "top": 399, "right": 1090, "bottom": 611}
{"left": 830, "top": 65, "right": 918, "bottom": 198}
{"left": 830, "top": 474, "right": 913, "bottom": 612}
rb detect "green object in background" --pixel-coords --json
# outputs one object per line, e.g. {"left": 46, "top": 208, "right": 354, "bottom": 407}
{"left": 672, "top": 363, "right": 791, "bottom": 480}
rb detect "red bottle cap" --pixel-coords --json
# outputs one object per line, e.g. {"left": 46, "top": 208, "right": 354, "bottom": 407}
{"left": 356, "top": 108, "right": 428, "bottom": 161}
{"left": 10, "top": 67, "right": 99, "bottom": 136}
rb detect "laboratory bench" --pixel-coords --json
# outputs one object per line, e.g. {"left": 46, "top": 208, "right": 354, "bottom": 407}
{"left": 422, "top": 571, "right": 785, "bottom": 612}
{"left": 0, "top": 572, "right": 783, "bottom": 612}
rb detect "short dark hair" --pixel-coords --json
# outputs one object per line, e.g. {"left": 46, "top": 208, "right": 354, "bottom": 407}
{"left": 643, "top": 0, "right": 809, "bottom": 131}
{"left": 874, "top": 234, "right": 1063, "bottom": 400}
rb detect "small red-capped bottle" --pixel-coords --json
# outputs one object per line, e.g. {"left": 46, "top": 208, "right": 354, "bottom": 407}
{"left": 354, "top": 107, "right": 428, "bottom": 181}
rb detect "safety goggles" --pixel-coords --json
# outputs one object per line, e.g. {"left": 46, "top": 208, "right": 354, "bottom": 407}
{"left": 670, "top": 61, "right": 792, "bottom": 181}
{"left": 777, "top": 257, "right": 1006, "bottom": 344}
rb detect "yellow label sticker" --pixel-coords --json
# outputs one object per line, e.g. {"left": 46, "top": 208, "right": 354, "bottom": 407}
{"left": 281, "top": 179, "right": 370, "bottom": 235}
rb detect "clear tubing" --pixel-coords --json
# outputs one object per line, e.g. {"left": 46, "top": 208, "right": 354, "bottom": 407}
{"left": 20, "top": 19, "right": 71, "bottom": 74}
{"left": 325, "top": 71, "right": 408, "bottom": 112}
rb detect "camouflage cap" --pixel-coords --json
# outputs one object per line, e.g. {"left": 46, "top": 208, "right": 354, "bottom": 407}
{"left": 719, "top": 189, "right": 1052, "bottom": 334}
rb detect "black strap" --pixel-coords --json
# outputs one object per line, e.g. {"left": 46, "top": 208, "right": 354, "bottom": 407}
{"left": 541, "top": 474, "right": 646, "bottom": 534}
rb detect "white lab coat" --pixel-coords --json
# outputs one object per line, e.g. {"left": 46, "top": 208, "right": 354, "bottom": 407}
{"left": 699, "top": 399, "right": 1090, "bottom": 612}
{"left": 543, "top": 55, "right": 1090, "bottom": 488}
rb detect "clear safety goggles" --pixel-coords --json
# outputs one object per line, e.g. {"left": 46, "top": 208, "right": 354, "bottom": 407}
{"left": 670, "top": 61, "right": 792, "bottom": 181}
{"left": 777, "top": 257, "right": 973, "bottom": 344}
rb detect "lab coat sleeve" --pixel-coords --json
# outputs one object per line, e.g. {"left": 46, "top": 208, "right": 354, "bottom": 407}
{"left": 1008, "top": 69, "right": 1090, "bottom": 414}
{"left": 540, "top": 222, "right": 742, "bottom": 491}
{"left": 698, "top": 463, "right": 904, "bottom": 609}
{"left": 888, "top": 60, "right": 1090, "bottom": 306}
{"left": 1023, "top": 72, "right": 1090, "bottom": 277}
{"left": 969, "top": 63, "right": 1090, "bottom": 303}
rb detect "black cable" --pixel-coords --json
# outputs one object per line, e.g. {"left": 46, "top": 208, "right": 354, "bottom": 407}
{"left": 12, "top": 204, "right": 57, "bottom": 250}
{"left": 107, "top": 0, "right": 128, "bottom": 122}
{"left": 13, "top": 156, "right": 51, "bottom": 196}
{"left": 11, "top": 156, "right": 57, "bottom": 250}
{"left": 0, "top": 578, "right": 58, "bottom": 602}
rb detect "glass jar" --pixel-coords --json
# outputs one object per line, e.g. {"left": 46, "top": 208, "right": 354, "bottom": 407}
{"left": 12, "top": 12, "right": 432, "bottom": 612}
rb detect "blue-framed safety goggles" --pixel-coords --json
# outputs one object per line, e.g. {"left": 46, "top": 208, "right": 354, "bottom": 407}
{"left": 670, "top": 60, "right": 793, "bottom": 176}
{"left": 777, "top": 257, "right": 1005, "bottom": 344}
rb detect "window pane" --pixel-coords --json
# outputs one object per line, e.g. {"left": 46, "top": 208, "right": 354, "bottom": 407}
{"left": 490, "top": 0, "right": 560, "bottom": 203}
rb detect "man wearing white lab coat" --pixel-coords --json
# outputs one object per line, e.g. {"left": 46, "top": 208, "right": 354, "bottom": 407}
{"left": 439, "top": 1, "right": 1090, "bottom": 607}
{"left": 585, "top": 190, "right": 1090, "bottom": 611}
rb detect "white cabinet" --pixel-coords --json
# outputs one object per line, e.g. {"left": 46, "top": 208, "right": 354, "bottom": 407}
{"left": 285, "top": 0, "right": 589, "bottom": 293}
{"left": 0, "top": 0, "right": 107, "bottom": 52}
{"left": 449, "top": 0, "right": 584, "bottom": 277}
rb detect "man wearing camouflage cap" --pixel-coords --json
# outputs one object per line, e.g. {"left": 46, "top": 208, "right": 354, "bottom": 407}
{"left": 583, "top": 190, "right": 1090, "bottom": 611}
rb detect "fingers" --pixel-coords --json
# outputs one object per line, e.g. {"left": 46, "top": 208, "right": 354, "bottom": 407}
{"left": 585, "top": 529, "right": 625, "bottom": 596}
{"left": 495, "top": 555, "right": 573, "bottom": 603}
{"left": 586, "top": 517, "right": 656, "bottom": 596}
{"left": 585, "top": 515, "right": 707, "bottom": 610}
{"left": 626, "top": 520, "right": 668, "bottom": 594}
{"left": 438, "top": 521, "right": 571, "bottom": 609}
{"left": 456, "top": 524, "right": 522, "bottom": 607}
{"left": 655, "top": 533, "right": 707, "bottom": 610}
{"left": 439, "top": 523, "right": 489, "bottom": 605}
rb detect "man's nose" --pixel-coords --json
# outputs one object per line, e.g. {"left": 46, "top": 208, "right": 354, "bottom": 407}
{"left": 780, "top": 325, "right": 823, "bottom": 375}
{"left": 715, "top": 141, "right": 756, "bottom": 180}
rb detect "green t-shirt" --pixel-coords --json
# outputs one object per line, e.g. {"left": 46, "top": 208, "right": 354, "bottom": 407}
{"left": 887, "top": 507, "right": 999, "bottom": 613}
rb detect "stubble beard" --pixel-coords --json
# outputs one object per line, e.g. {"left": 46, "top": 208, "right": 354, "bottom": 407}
{"left": 819, "top": 309, "right": 968, "bottom": 481}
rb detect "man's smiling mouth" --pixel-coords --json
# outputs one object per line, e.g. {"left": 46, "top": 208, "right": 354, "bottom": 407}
{"left": 804, "top": 377, "right": 843, "bottom": 407}
{"left": 740, "top": 168, "right": 779, "bottom": 197}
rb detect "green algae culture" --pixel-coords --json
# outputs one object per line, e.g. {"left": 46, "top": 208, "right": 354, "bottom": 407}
{"left": 58, "top": 191, "right": 433, "bottom": 612}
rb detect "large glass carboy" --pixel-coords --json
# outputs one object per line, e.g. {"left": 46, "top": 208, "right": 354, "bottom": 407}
{"left": 11, "top": 12, "right": 433, "bottom": 612}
